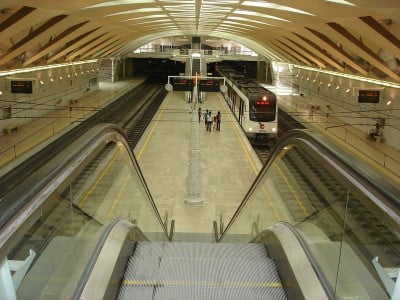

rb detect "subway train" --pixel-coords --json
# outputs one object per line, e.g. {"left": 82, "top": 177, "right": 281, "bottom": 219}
{"left": 217, "top": 65, "right": 278, "bottom": 144}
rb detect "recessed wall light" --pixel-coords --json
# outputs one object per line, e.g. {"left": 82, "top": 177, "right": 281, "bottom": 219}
{"left": 336, "top": 86, "right": 340, "bottom": 89}
{"left": 294, "top": 65, "right": 400, "bottom": 89}
{"left": 40, "top": 80, "right": 44, "bottom": 85}
{"left": 327, "top": 83, "right": 332, "bottom": 87}
{"left": 386, "top": 100, "right": 392, "bottom": 105}
{"left": 50, "top": 78, "right": 54, "bottom": 82}
{"left": 346, "top": 88, "right": 351, "bottom": 93}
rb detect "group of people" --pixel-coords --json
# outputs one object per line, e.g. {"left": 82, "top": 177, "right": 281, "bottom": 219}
{"left": 198, "top": 108, "right": 221, "bottom": 132}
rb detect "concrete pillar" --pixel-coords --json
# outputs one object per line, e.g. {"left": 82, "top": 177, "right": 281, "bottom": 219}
{"left": 257, "top": 60, "right": 267, "bottom": 81}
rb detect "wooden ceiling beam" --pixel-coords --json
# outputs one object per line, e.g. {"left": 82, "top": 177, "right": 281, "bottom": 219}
{"left": 290, "top": 32, "right": 345, "bottom": 72}
{"left": 0, "top": 15, "right": 70, "bottom": 66}
{"left": 78, "top": 36, "right": 122, "bottom": 60}
{"left": 66, "top": 33, "right": 116, "bottom": 60}
{"left": 47, "top": 28, "right": 107, "bottom": 63}
{"left": 274, "top": 40, "right": 313, "bottom": 66}
{"left": 23, "top": 21, "right": 96, "bottom": 66}
{"left": 0, "top": 7, "right": 61, "bottom": 43}
{"left": 269, "top": 43, "right": 301, "bottom": 65}
{"left": 326, "top": 22, "right": 400, "bottom": 81}
{"left": 86, "top": 39, "right": 125, "bottom": 59}
{"left": 356, "top": 16, "right": 400, "bottom": 59}
{"left": 283, "top": 37, "right": 327, "bottom": 68}
{"left": 303, "top": 27, "right": 369, "bottom": 75}
{"left": 99, "top": 41, "right": 127, "bottom": 58}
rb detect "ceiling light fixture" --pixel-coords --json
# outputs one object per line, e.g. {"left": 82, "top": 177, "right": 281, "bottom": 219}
{"left": 0, "top": 60, "right": 97, "bottom": 77}
{"left": 294, "top": 65, "right": 400, "bottom": 89}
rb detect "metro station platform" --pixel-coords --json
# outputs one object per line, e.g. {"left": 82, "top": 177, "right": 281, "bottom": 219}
{"left": 133, "top": 91, "right": 273, "bottom": 236}
{"left": 0, "top": 78, "right": 145, "bottom": 176}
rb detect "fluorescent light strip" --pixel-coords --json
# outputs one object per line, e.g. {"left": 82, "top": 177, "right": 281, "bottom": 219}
{"left": 241, "top": 1, "right": 315, "bottom": 16}
{"left": 294, "top": 65, "right": 400, "bottom": 89}
{"left": 0, "top": 60, "right": 98, "bottom": 77}
{"left": 325, "top": 0, "right": 355, "bottom": 6}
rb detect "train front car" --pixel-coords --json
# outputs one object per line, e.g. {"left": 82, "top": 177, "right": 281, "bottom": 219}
{"left": 241, "top": 85, "right": 278, "bottom": 144}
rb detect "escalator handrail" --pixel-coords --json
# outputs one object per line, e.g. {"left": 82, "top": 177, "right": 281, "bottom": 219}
{"left": 219, "top": 129, "right": 400, "bottom": 242}
{"left": 71, "top": 218, "right": 126, "bottom": 300}
{"left": 71, "top": 218, "right": 149, "bottom": 300}
{"left": 253, "top": 221, "right": 335, "bottom": 300}
{"left": 0, "top": 123, "right": 169, "bottom": 257}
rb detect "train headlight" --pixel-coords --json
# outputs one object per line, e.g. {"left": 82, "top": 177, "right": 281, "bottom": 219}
{"left": 248, "top": 127, "right": 253, "bottom": 132}
{"left": 262, "top": 96, "right": 267, "bottom": 101}
{"left": 272, "top": 127, "right": 277, "bottom": 132}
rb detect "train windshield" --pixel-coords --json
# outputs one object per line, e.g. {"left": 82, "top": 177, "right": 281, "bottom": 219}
{"left": 249, "top": 100, "right": 276, "bottom": 122}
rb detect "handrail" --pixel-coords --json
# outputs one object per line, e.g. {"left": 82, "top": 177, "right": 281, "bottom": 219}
{"left": 72, "top": 218, "right": 147, "bottom": 300}
{"left": 252, "top": 222, "right": 334, "bottom": 300}
{"left": 71, "top": 218, "right": 127, "bottom": 300}
{"left": 218, "top": 129, "right": 400, "bottom": 242}
{"left": 0, "top": 123, "right": 169, "bottom": 259}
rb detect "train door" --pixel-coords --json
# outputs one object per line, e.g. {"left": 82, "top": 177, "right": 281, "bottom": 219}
{"left": 239, "top": 99, "right": 244, "bottom": 125}
{"left": 232, "top": 92, "right": 236, "bottom": 113}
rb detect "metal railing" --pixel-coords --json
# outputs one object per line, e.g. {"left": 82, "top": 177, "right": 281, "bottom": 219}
{"left": 132, "top": 47, "right": 258, "bottom": 57}
{"left": 277, "top": 78, "right": 400, "bottom": 177}
{"left": 0, "top": 82, "right": 136, "bottom": 169}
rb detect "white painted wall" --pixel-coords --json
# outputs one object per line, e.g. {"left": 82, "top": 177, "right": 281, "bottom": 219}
{"left": 274, "top": 65, "right": 400, "bottom": 151}
{"left": 0, "top": 62, "right": 99, "bottom": 135}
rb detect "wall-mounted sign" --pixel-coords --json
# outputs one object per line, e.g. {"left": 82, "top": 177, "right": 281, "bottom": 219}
{"left": 358, "top": 90, "right": 380, "bottom": 103}
{"left": 11, "top": 80, "right": 33, "bottom": 94}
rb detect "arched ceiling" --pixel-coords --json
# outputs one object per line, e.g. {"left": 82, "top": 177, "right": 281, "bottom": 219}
{"left": 1, "top": 0, "right": 400, "bottom": 81}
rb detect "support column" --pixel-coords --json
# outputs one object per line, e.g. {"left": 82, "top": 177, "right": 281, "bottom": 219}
{"left": 185, "top": 85, "right": 202, "bottom": 205}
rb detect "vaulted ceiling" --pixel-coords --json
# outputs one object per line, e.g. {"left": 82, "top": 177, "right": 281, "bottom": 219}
{"left": 1, "top": 0, "right": 400, "bottom": 82}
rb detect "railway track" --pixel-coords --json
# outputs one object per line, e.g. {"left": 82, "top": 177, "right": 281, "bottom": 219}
{"left": 0, "top": 76, "right": 167, "bottom": 199}
{"left": 252, "top": 107, "right": 399, "bottom": 271}
{"left": 4, "top": 76, "right": 168, "bottom": 261}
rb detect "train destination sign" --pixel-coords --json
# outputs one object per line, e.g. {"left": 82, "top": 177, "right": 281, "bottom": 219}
{"left": 11, "top": 80, "right": 33, "bottom": 94}
{"left": 358, "top": 90, "right": 380, "bottom": 103}
{"left": 199, "top": 79, "right": 220, "bottom": 92}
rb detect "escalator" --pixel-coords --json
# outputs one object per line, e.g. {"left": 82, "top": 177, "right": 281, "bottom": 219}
{"left": 0, "top": 125, "right": 399, "bottom": 299}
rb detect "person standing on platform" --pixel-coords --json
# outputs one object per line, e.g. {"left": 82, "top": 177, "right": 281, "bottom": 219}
{"left": 207, "top": 111, "right": 212, "bottom": 131}
{"left": 216, "top": 111, "right": 221, "bottom": 131}
{"left": 204, "top": 109, "right": 209, "bottom": 127}
{"left": 198, "top": 107, "right": 202, "bottom": 123}
{"left": 212, "top": 116, "right": 217, "bottom": 132}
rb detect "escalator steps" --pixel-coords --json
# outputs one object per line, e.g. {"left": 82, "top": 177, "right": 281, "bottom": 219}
{"left": 118, "top": 242, "right": 287, "bottom": 300}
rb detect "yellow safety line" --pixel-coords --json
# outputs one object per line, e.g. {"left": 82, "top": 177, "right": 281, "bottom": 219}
{"left": 276, "top": 163, "right": 308, "bottom": 216}
{"left": 78, "top": 148, "right": 122, "bottom": 208}
{"left": 217, "top": 94, "right": 258, "bottom": 174}
{"left": 122, "top": 280, "right": 282, "bottom": 288}
{"left": 136, "top": 92, "right": 173, "bottom": 161}
{"left": 218, "top": 95, "right": 282, "bottom": 221}
{"left": 106, "top": 174, "right": 130, "bottom": 218}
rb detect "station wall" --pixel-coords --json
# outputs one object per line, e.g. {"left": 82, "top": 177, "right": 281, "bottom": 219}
{"left": 0, "top": 62, "right": 99, "bottom": 136}
{"left": 276, "top": 66, "right": 400, "bottom": 151}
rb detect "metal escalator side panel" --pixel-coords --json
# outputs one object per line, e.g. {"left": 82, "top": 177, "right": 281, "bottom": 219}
{"left": 74, "top": 219, "right": 137, "bottom": 300}
{"left": 254, "top": 222, "right": 331, "bottom": 300}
